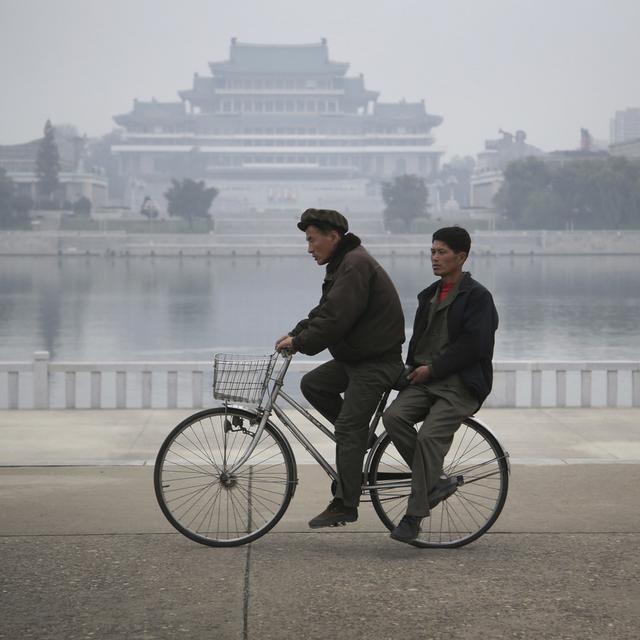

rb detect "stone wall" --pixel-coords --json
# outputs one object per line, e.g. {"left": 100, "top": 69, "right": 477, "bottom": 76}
{"left": 1, "top": 229, "right": 639, "bottom": 257}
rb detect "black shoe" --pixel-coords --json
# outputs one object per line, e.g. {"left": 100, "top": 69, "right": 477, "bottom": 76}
{"left": 308, "top": 498, "right": 358, "bottom": 529}
{"left": 428, "top": 475, "right": 462, "bottom": 509}
{"left": 390, "top": 514, "right": 422, "bottom": 543}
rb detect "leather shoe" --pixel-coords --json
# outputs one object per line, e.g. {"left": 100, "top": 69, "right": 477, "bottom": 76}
{"left": 428, "top": 475, "right": 462, "bottom": 509}
{"left": 308, "top": 498, "right": 358, "bottom": 529}
{"left": 390, "top": 514, "right": 422, "bottom": 543}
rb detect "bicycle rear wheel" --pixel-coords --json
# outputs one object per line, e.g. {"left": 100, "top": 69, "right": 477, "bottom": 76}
{"left": 154, "top": 407, "right": 297, "bottom": 547}
{"left": 368, "top": 417, "right": 509, "bottom": 548}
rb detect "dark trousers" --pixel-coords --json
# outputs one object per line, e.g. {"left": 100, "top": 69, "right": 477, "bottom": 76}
{"left": 301, "top": 358, "right": 403, "bottom": 508}
{"left": 382, "top": 384, "right": 478, "bottom": 517}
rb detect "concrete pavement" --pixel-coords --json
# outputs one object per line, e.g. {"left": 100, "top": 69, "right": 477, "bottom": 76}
{"left": 1, "top": 408, "right": 639, "bottom": 639}
{"left": 2, "top": 407, "right": 640, "bottom": 466}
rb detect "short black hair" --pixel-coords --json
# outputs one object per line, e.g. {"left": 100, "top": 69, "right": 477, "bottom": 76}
{"left": 432, "top": 226, "right": 471, "bottom": 254}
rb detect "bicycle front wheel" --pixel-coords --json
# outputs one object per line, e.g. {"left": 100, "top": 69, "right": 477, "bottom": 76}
{"left": 154, "top": 407, "right": 297, "bottom": 547}
{"left": 368, "top": 417, "right": 509, "bottom": 548}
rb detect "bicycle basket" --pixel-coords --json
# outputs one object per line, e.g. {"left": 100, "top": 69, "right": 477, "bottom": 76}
{"left": 212, "top": 353, "right": 277, "bottom": 405}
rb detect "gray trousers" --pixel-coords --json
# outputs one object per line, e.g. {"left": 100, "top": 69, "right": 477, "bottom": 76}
{"left": 301, "top": 358, "right": 403, "bottom": 508}
{"left": 382, "top": 384, "right": 478, "bottom": 517}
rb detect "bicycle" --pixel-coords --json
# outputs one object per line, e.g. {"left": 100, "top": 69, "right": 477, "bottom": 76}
{"left": 154, "top": 352, "right": 510, "bottom": 548}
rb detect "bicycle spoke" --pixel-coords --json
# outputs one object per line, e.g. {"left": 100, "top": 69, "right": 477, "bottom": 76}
{"left": 370, "top": 420, "right": 508, "bottom": 548}
{"left": 155, "top": 408, "right": 295, "bottom": 546}
{"left": 233, "top": 483, "right": 277, "bottom": 526}
{"left": 189, "top": 424, "right": 217, "bottom": 468}
{"left": 171, "top": 438, "right": 221, "bottom": 474}
{"left": 165, "top": 479, "right": 214, "bottom": 509}
{"left": 205, "top": 484, "right": 223, "bottom": 535}
{"left": 181, "top": 485, "right": 219, "bottom": 529}
{"left": 192, "top": 486, "right": 226, "bottom": 534}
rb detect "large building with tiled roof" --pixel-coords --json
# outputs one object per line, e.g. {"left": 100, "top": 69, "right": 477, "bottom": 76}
{"left": 112, "top": 39, "right": 443, "bottom": 214}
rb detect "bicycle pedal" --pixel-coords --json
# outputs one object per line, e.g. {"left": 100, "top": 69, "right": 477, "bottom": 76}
{"left": 456, "top": 475, "right": 465, "bottom": 486}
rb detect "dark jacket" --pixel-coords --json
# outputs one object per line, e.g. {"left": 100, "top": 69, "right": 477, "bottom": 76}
{"left": 406, "top": 272, "right": 499, "bottom": 405}
{"left": 290, "top": 234, "right": 405, "bottom": 363}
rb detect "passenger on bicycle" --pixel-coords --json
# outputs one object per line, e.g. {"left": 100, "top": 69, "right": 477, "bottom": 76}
{"left": 383, "top": 226, "right": 498, "bottom": 544}
{"left": 276, "top": 208, "right": 405, "bottom": 528}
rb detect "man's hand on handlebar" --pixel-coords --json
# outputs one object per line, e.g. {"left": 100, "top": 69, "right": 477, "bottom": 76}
{"left": 275, "top": 335, "right": 297, "bottom": 355}
{"left": 407, "top": 365, "right": 431, "bottom": 385}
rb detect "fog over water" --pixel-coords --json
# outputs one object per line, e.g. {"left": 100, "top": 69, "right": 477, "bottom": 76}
{"left": 1, "top": 254, "right": 638, "bottom": 363}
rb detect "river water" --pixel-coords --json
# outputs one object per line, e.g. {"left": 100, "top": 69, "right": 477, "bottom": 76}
{"left": 1, "top": 253, "right": 639, "bottom": 363}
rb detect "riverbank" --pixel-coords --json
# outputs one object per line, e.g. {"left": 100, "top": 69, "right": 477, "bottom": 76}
{"left": 0, "top": 229, "right": 639, "bottom": 256}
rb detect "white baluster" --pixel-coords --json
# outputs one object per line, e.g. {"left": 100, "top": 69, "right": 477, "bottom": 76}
{"left": 65, "top": 372, "right": 76, "bottom": 409}
{"left": 91, "top": 372, "right": 101, "bottom": 409}
{"left": 33, "top": 351, "right": 50, "bottom": 409}
{"left": 192, "top": 371, "right": 203, "bottom": 409}
{"left": 8, "top": 372, "right": 19, "bottom": 409}
{"left": 142, "top": 371, "right": 152, "bottom": 409}
{"left": 556, "top": 370, "right": 567, "bottom": 408}
{"left": 116, "top": 371, "right": 127, "bottom": 409}
{"left": 581, "top": 370, "right": 592, "bottom": 407}
{"left": 168, "top": 372, "right": 178, "bottom": 408}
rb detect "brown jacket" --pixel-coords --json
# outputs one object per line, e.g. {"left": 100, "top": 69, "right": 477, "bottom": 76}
{"left": 290, "top": 234, "right": 405, "bottom": 363}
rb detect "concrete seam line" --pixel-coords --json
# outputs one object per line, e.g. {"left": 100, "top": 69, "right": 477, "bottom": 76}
{"left": 242, "top": 543, "right": 251, "bottom": 640}
{"left": 241, "top": 465, "right": 255, "bottom": 640}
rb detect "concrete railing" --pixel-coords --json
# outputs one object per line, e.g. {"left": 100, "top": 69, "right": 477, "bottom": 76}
{"left": 1, "top": 352, "right": 639, "bottom": 410}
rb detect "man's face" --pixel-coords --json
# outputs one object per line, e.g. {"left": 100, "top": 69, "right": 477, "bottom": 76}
{"left": 431, "top": 240, "right": 466, "bottom": 278}
{"left": 305, "top": 225, "right": 341, "bottom": 265}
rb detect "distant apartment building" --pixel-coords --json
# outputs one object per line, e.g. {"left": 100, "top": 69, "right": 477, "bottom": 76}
{"left": 111, "top": 39, "right": 444, "bottom": 214}
{"left": 609, "top": 108, "right": 640, "bottom": 159}
{"left": 610, "top": 107, "right": 640, "bottom": 145}
{"left": 470, "top": 130, "right": 543, "bottom": 208}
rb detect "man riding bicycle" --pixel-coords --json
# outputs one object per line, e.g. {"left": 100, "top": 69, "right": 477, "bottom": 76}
{"left": 276, "top": 208, "right": 405, "bottom": 528}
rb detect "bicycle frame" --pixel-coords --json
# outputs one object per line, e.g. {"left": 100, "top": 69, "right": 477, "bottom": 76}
{"left": 225, "top": 353, "right": 391, "bottom": 487}
{"left": 225, "top": 353, "right": 509, "bottom": 493}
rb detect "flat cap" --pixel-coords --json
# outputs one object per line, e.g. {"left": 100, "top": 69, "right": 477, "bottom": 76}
{"left": 297, "top": 208, "right": 349, "bottom": 233}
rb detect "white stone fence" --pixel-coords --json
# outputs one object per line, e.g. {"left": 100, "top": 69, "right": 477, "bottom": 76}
{"left": 1, "top": 352, "right": 639, "bottom": 410}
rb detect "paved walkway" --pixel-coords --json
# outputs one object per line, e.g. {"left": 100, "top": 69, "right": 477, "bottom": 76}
{"left": 1, "top": 408, "right": 639, "bottom": 639}
{"left": 2, "top": 407, "right": 640, "bottom": 467}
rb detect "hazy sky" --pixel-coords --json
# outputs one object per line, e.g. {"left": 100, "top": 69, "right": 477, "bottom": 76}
{"left": 1, "top": 0, "right": 638, "bottom": 158}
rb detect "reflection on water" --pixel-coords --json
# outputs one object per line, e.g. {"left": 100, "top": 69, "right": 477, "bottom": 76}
{"left": 0, "top": 254, "right": 639, "bottom": 362}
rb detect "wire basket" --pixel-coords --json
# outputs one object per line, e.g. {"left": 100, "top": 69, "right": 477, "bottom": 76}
{"left": 212, "top": 353, "right": 277, "bottom": 405}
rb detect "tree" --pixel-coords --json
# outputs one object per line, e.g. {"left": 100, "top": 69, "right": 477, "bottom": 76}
{"left": 381, "top": 174, "right": 429, "bottom": 232}
{"left": 14, "top": 194, "right": 34, "bottom": 216}
{"left": 36, "top": 120, "right": 61, "bottom": 206}
{"left": 140, "top": 196, "right": 159, "bottom": 219}
{"left": 494, "top": 157, "right": 551, "bottom": 228}
{"left": 0, "top": 168, "right": 32, "bottom": 229}
{"left": 0, "top": 168, "right": 14, "bottom": 223}
{"left": 495, "top": 156, "right": 640, "bottom": 229}
{"left": 72, "top": 195, "right": 92, "bottom": 216}
{"left": 164, "top": 178, "right": 218, "bottom": 230}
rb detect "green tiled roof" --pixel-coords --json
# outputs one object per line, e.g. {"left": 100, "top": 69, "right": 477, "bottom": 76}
{"left": 113, "top": 100, "right": 186, "bottom": 126}
{"left": 210, "top": 40, "right": 349, "bottom": 75}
